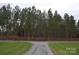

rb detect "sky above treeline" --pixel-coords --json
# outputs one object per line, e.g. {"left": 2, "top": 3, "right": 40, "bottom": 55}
{"left": 0, "top": 0, "right": 79, "bottom": 21}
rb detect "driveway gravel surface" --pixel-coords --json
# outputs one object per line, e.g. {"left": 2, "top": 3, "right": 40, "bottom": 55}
{"left": 26, "top": 42, "right": 53, "bottom": 55}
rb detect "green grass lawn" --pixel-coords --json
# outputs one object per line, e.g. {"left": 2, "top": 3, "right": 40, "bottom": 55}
{"left": 49, "top": 42, "right": 79, "bottom": 55}
{"left": 0, "top": 42, "right": 32, "bottom": 55}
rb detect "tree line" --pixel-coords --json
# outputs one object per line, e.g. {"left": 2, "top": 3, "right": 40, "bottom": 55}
{"left": 0, "top": 4, "right": 79, "bottom": 39}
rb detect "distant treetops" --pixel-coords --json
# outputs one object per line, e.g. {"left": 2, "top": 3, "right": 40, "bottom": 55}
{"left": 0, "top": 4, "right": 79, "bottom": 39}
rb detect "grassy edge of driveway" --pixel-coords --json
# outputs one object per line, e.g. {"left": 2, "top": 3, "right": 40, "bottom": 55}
{"left": 0, "top": 41, "right": 32, "bottom": 55}
{"left": 48, "top": 42, "right": 79, "bottom": 55}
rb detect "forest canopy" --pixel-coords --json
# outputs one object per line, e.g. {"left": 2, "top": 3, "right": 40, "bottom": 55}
{"left": 0, "top": 4, "right": 79, "bottom": 39}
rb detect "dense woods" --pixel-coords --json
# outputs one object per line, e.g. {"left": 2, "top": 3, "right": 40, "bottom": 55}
{"left": 0, "top": 4, "right": 79, "bottom": 40}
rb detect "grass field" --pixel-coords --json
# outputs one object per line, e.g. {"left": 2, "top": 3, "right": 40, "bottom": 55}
{"left": 49, "top": 42, "right": 79, "bottom": 55}
{"left": 0, "top": 42, "right": 32, "bottom": 55}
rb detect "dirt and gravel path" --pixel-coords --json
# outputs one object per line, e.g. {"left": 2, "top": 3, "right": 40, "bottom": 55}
{"left": 26, "top": 42, "right": 53, "bottom": 55}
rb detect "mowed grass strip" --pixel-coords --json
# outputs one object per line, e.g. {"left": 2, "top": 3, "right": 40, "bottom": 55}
{"left": 0, "top": 42, "right": 32, "bottom": 55}
{"left": 49, "top": 42, "right": 79, "bottom": 55}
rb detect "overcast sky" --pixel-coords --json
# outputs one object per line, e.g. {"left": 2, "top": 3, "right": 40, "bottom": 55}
{"left": 0, "top": 0, "right": 79, "bottom": 21}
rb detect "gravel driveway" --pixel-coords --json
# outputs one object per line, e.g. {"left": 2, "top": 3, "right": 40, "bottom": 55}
{"left": 26, "top": 42, "right": 53, "bottom": 55}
